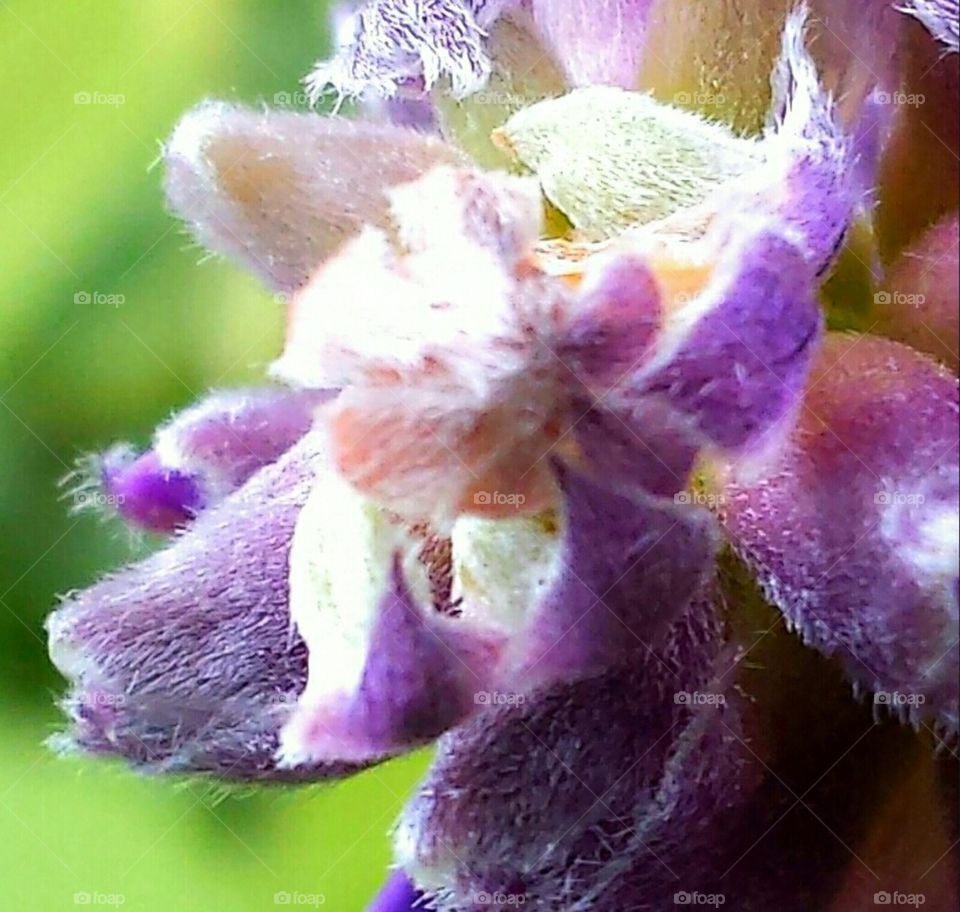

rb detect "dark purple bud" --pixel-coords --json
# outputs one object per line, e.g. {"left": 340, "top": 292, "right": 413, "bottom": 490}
{"left": 100, "top": 447, "right": 203, "bottom": 533}
{"left": 368, "top": 871, "right": 423, "bottom": 912}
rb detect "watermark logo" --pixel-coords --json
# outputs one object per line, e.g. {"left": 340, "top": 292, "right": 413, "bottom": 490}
{"left": 674, "top": 691, "right": 726, "bottom": 707}
{"left": 475, "top": 690, "right": 525, "bottom": 707}
{"left": 73, "top": 490, "right": 126, "bottom": 510}
{"left": 74, "top": 894, "right": 125, "bottom": 907}
{"left": 474, "top": 491, "right": 526, "bottom": 509}
{"left": 874, "top": 291, "right": 926, "bottom": 307}
{"left": 474, "top": 892, "right": 527, "bottom": 907}
{"left": 472, "top": 90, "right": 532, "bottom": 107}
{"left": 674, "top": 891, "right": 726, "bottom": 906}
{"left": 274, "top": 892, "right": 326, "bottom": 907}
{"left": 273, "top": 91, "right": 311, "bottom": 106}
{"left": 874, "top": 691, "right": 926, "bottom": 707}
{"left": 79, "top": 692, "right": 126, "bottom": 709}
{"left": 74, "top": 91, "right": 125, "bottom": 107}
{"left": 673, "top": 91, "right": 727, "bottom": 107}
{"left": 74, "top": 291, "right": 125, "bottom": 307}
{"left": 874, "top": 491, "right": 926, "bottom": 507}
{"left": 674, "top": 491, "right": 725, "bottom": 508}
{"left": 874, "top": 91, "right": 925, "bottom": 108}
{"left": 874, "top": 891, "right": 926, "bottom": 906}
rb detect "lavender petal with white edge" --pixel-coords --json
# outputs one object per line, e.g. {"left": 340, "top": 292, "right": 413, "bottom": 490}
{"left": 719, "top": 333, "right": 959, "bottom": 733}
{"left": 899, "top": 0, "right": 960, "bottom": 52}
{"left": 164, "top": 102, "right": 463, "bottom": 292}
{"left": 308, "top": 0, "right": 515, "bottom": 101}
{"left": 526, "top": 0, "right": 653, "bottom": 89}
{"left": 504, "top": 462, "right": 720, "bottom": 691}
{"left": 759, "top": 5, "right": 856, "bottom": 275}
{"left": 47, "top": 431, "right": 362, "bottom": 781}
{"left": 278, "top": 468, "right": 503, "bottom": 768}
{"left": 279, "top": 556, "right": 499, "bottom": 767}
{"left": 328, "top": 1, "right": 439, "bottom": 130}
{"left": 150, "top": 387, "right": 331, "bottom": 499}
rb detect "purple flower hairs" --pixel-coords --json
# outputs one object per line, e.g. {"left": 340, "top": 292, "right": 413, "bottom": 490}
{"left": 48, "top": 2, "right": 959, "bottom": 910}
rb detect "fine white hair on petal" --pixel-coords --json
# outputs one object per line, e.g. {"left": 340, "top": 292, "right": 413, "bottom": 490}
{"left": 272, "top": 165, "right": 550, "bottom": 391}
{"left": 163, "top": 101, "right": 463, "bottom": 292}
{"left": 766, "top": 3, "right": 841, "bottom": 152}
{"left": 897, "top": 0, "right": 960, "bottom": 52}
{"left": 306, "top": 0, "right": 518, "bottom": 103}
{"left": 272, "top": 164, "right": 576, "bottom": 522}
{"left": 495, "top": 86, "right": 764, "bottom": 240}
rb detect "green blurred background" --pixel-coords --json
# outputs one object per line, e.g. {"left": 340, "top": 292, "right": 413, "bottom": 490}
{"left": 0, "top": 2, "right": 428, "bottom": 908}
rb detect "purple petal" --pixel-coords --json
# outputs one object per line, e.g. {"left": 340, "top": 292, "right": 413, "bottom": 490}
{"left": 560, "top": 253, "right": 661, "bottom": 390}
{"left": 527, "top": 0, "right": 653, "bottom": 89}
{"left": 506, "top": 462, "right": 719, "bottom": 691}
{"left": 329, "top": 1, "right": 439, "bottom": 130}
{"left": 570, "top": 398, "right": 702, "bottom": 499}
{"left": 369, "top": 871, "right": 423, "bottom": 912}
{"left": 759, "top": 7, "right": 858, "bottom": 275}
{"left": 97, "top": 388, "right": 329, "bottom": 533}
{"left": 898, "top": 0, "right": 960, "bottom": 52}
{"left": 47, "top": 432, "right": 359, "bottom": 781}
{"left": 279, "top": 554, "right": 501, "bottom": 767}
{"left": 149, "top": 387, "right": 329, "bottom": 495}
{"left": 164, "top": 102, "right": 463, "bottom": 292}
{"left": 632, "top": 224, "right": 822, "bottom": 456}
{"left": 719, "top": 333, "right": 959, "bottom": 733}
{"left": 395, "top": 592, "right": 759, "bottom": 909}
{"left": 395, "top": 573, "right": 949, "bottom": 909}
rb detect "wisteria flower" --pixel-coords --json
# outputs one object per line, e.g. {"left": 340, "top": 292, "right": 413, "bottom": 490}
{"left": 48, "top": 2, "right": 959, "bottom": 910}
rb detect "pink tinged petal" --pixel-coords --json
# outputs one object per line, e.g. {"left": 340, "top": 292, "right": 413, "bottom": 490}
{"left": 46, "top": 432, "right": 357, "bottom": 781}
{"left": 164, "top": 102, "right": 463, "bottom": 292}
{"left": 898, "top": 0, "right": 960, "bottom": 51}
{"left": 873, "top": 212, "right": 960, "bottom": 372}
{"left": 506, "top": 463, "right": 720, "bottom": 691}
{"left": 274, "top": 166, "right": 572, "bottom": 522}
{"left": 719, "top": 334, "right": 959, "bottom": 733}
{"left": 368, "top": 872, "right": 422, "bottom": 912}
{"left": 307, "top": 0, "right": 516, "bottom": 101}
{"left": 527, "top": 0, "right": 653, "bottom": 89}
{"left": 95, "top": 388, "right": 329, "bottom": 533}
